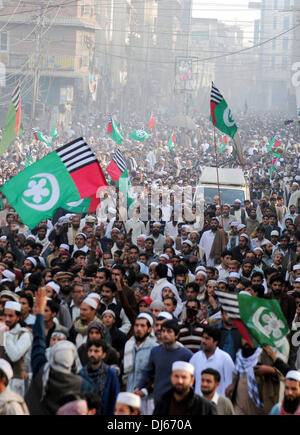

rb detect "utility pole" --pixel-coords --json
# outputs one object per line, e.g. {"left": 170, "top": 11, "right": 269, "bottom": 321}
{"left": 31, "top": 4, "right": 45, "bottom": 123}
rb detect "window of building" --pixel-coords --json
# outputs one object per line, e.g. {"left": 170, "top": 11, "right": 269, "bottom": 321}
{"left": 282, "top": 56, "right": 288, "bottom": 68}
{"left": 283, "top": 16, "right": 289, "bottom": 29}
{"left": 274, "top": 0, "right": 278, "bottom": 9}
{"left": 282, "top": 38, "right": 288, "bottom": 50}
{"left": 272, "top": 39, "right": 276, "bottom": 50}
{"left": 271, "top": 56, "right": 275, "bottom": 68}
{"left": 0, "top": 31, "right": 8, "bottom": 52}
{"left": 284, "top": 0, "right": 290, "bottom": 9}
{"left": 273, "top": 16, "right": 277, "bottom": 30}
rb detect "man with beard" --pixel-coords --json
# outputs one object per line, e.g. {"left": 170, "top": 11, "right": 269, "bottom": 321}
{"left": 134, "top": 319, "right": 193, "bottom": 406}
{"left": 44, "top": 280, "right": 73, "bottom": 330}
{"left": 231, "top": 234, "right": 250, "bottom": 263}
{"left": 227, "top": 338, "right": 281, "bottom": 415}
{"left": 0, "top": 301, "right": 32, "bottom": 397}
{"left": 269, "top": 274, "right": 296, "bottom": 328}
{"left": 54, "top": 271, "right": 74, "bottom": 304}
{"left": 67, "top": 215, "right": 81, "bottom": 247}
{"left": 218, "top": 204, "right": 235, "bottom": 232}
{"left": 261, "top": 241, "right": 274, "bottom": 269}
{"left": 230, "top": 199, "right": 246, "bottom": 225}
{"left": 80, "top": 339, "right": 120, "bottom": 415}
{"left": 111, "top": 233, "right": 126, "bottom": 256}
{"left": 240, "top": 259, "right": 254, "bottom": 281}
{"left": 200, "top": 368, "right": 235, "bottom": 415}
{"left": 123, "top": 313, "right": 158, "bottom": 414}
{"left": 246, "top": 208, "right": 260, "bottom": 236}
{"left": 270, "top": 371, "right": 300, "bottom": 415}
{"left": 153, "top": 361, "right": 217, "bottom": 415}
{"left": 150, "top": 222, "right": 166, "bottom": 254}
{"left": 199, "top": 217, "right": 227, "bottom": 267}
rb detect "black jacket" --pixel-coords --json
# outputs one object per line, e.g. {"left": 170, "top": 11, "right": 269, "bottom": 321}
{"left": 152, "top": 387, "right": 217, "bottom": 416}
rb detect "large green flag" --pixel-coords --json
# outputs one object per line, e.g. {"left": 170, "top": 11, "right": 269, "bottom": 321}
{"left": 210, "top": 83, "right": 238, "bottom": 139}
{"left": 0, "top": 138, "right": 106, "bottom": 228}
{"left": 0, "top": 84, "right": 23, "bottom": 156}
{"left": 129, "top": 129, "right": 149, "bottom": 141}
{"left": 1, "top": 152, "right": 81, "bottom": 229}
{"left": 238, "top": 293, "right": 289, "bottom": 351}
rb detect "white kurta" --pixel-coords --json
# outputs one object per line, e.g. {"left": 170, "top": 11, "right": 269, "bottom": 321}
{"left": 199, "top": 230, "right": 216, "bottom": 267}
{"left": 190, "top": 347, "right": 235, "bottom": 397}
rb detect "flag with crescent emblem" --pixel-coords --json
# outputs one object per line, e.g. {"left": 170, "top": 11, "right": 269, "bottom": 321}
{"left": 210, "top": 83, "right": 244, "bottom": 165}
{"left": 0, "top": 138, "right": 108, "bottom": 228}
{"left": 215, "top": 290, "right": 289, "bottom": 353}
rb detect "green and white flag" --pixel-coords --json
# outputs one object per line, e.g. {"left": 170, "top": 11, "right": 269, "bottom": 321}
{"left": 210, "top": 83, "right": 244, "bottom": 165}
{"left": 1, "top": 151, "right": 80, "bottom": 228}
{"left": 33, "top": 129, "right": 51, "bottom": 147}
{"left": 50, "top": 122, "right": 59, "bottom": 139}
{"left": 1, "top": 138, "right": 107, "bottom": 229}
{"left": 238, "top": 293, "right": 289, "bottom": 351}
{"left": 129, "top": 129, "right": 149, "bottom": 141}
{"left": 168, "top": 132, "right": 176, "bottom": 151}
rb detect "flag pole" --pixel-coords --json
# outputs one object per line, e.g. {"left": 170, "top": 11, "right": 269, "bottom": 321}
{"left": 213, "top": 126, "right": 226, "bottom": 248}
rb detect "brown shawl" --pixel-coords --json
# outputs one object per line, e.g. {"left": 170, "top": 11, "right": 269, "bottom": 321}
{"left": 209, "top": 229, "right": 228, "bottom": 264}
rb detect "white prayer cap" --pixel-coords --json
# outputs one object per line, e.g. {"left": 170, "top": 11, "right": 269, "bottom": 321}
{"left": 239, "top": 233, "right": 249, "bottom": 240}
{"left": 229, "top": 272, "right": 240, "bottom": 279}
{"left": 0, "top": 235, "right": 7, "bottom": 240}
{"left": 101, "top": 309, "right": 115, "bottom": 318}
{"left": 195, "top": 265, "right": 206, "bottom": 273}
{"left": 182, "top": 240, "right": 193, "bottom": 247}
{"left": 293, "top": 264, "right": 300, "bottom": 271}
{"left": 234, "top": 199, "right": 241, "bottom": 203}
{"left": 286, "top": 371, "right": 300, "bottom": 382}
{"left": 0, "top": 359, "right": 13, "bottom": 381}
{"left": 137, "top": 312, "right": 153, "bottom": 326}
{"left": 237, "top": 224, "right": 246, "bottom": 231}
{"left": 2, "top": 270, "right": 16, "bottom": 282}
{"left": 82, "top": 297, "right": 98, "bottom": 310}
{"left": 138, "top": 234, "right": 147, "bottom": 240}
{"left": 271, "top": 230, "right": 279, "bottom": 237}
{"left": 46, "top": 281, "right": 60, "bottom": 294}
{"left": 76, "top": 232, "right": 87, "bottom": 239}
{"left": 116, "top": 392, "right": 141, "bottom": 409}
{"left": 26, "top": 257, "right": 37, "bottom": 267}
{"left": 4, "top": 301, "right": 21, "bottom": 312}
{"left": 292, "top": 182, "right": 299, "bottom": 186}
{"left": 295, "top": 278, "right": 300, "bottom": 283}
{"left": 157, "top": 311, "right": 173, "bottom": 320}
{"left": 59, "top": 244, "right": 70, "bottom": 251}
{"left": 230, "top": 221, "right": 239, "bottom": 227}
{"left": 88, "top": 292, "right": 101, "bottom": 301}
{"left": 159, "top": 254, "right": 169, "bottom": 260}
{"left": 110, "top": 226, "right": 120, "bottom": 232}
{"left": 153, "top": 222, "right": 161, "bottom": 227}
{"left": 149, "top": 262, "right": 159, "bottom": 268}
{"left": 196, "top": 270, "right": 207, "bottom": 279}
{"left": 181, "top": 225, "right": 190, "bottom": 230}
{"left": 172, "top": 361, "right": 194, "bottom": 376}
{"left": 253, "top": 247, "right": 263, "bottom": 253}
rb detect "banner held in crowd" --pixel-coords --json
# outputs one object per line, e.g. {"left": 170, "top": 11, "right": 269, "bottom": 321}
{"left": 0, "top": 83, "right": 23, "bottom": 157}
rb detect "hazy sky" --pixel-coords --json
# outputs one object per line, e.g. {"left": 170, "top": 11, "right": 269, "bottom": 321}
{"left": 192, "top": 0, "right": 261, "bottom": 43}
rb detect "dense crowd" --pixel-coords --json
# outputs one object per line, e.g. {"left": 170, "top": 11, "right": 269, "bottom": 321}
{"left": 0, "top": 111, "right": 300, "bottom": 416}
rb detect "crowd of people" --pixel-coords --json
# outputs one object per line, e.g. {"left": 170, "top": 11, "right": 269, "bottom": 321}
{"left": 0, "top": 111, "right": 300, "bottom": 416}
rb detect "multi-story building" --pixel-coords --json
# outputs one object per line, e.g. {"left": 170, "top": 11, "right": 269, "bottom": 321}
{"left": 250, "top": 0, "right": 294, "bottom": 112}
{"left": 0, "top": 0, "right": 100, "bottom": 127}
